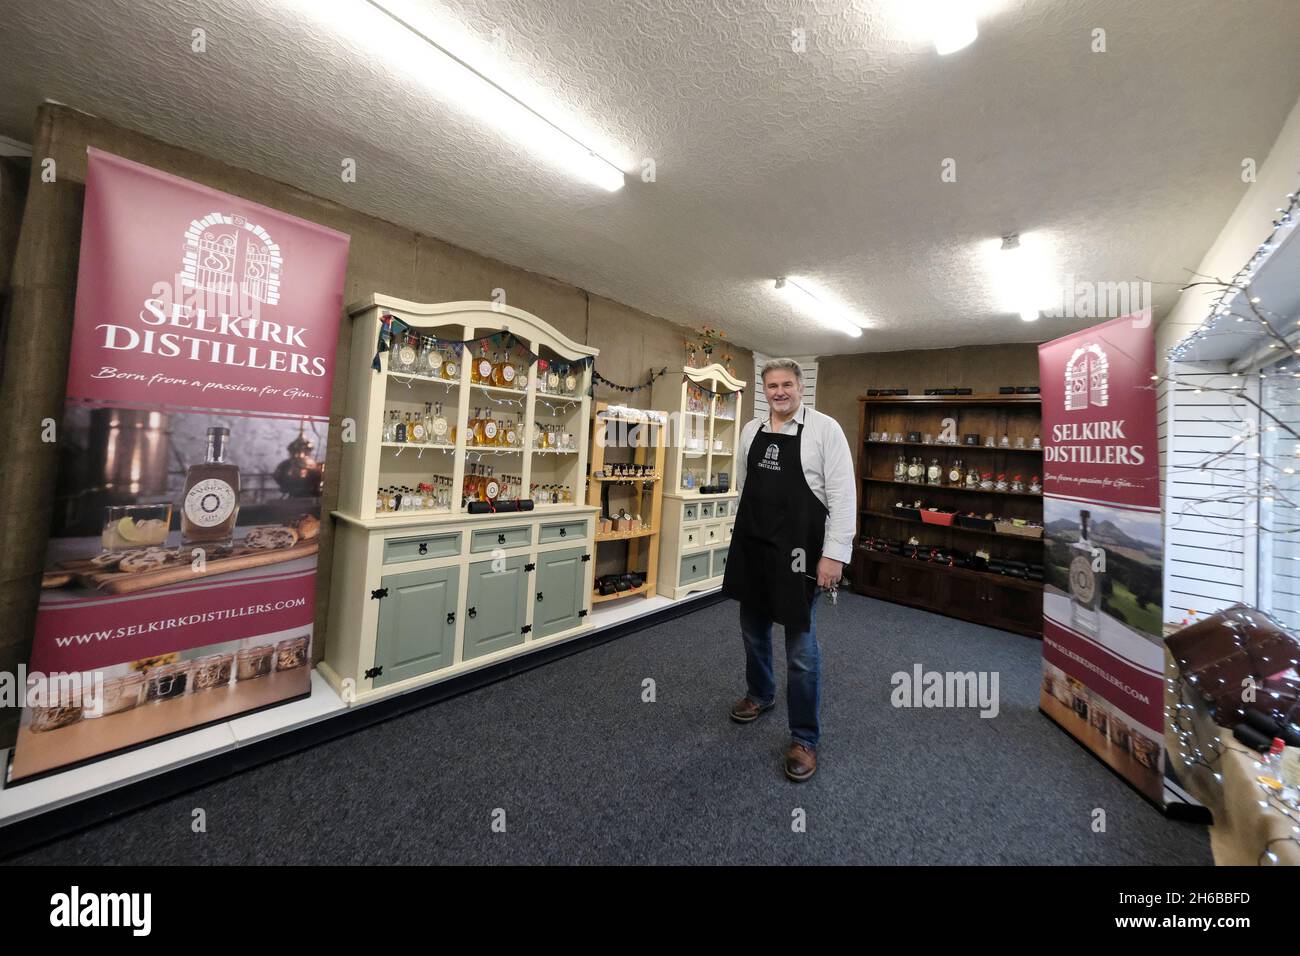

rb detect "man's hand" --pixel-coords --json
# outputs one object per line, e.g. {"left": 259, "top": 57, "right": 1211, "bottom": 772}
{"left": 816, "top": 556, "right": 844, "bottom": 589}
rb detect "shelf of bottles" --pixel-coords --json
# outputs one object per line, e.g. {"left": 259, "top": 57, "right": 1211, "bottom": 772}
{"left": 340, "top": 298, "right": 597, "bottom": 522}
{"left": 653, "top": 364, "right": 746, "bottom": 494}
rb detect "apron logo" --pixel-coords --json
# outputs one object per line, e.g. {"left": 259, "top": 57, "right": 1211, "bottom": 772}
{"left": 757, "top": 441, "right": 782, "bottom": 471}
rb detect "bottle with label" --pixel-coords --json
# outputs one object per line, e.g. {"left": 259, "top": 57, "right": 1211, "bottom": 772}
{"left": 894, "top": 453, "right": 907, "bottom": 482}
{"left": 906, "top": 456, "right": 922, "bottom": 483}
{"left": 409, "top": 410, "right": 427, "bottom": 444}
{"left": 475, "top": 342, "right": 493, "bottom": 386}
{"left": 483, "top": 416, "right": 500, "bottom": 446}
{"left": 563, "top": 363, "right": 579, "bottom": 395}
{"left": 424, "top": 339, "right": 443, "bottom": 378}
{"left": 515, "top": 354, "right": 528, "bottom": 391}
{"left": 926, "top": 458, "right": 942, "bottom": 486}
{"left": 484, "top": 468, "right": 500, "bottom": 502}
{"left": 397, "top": 333, "right": 419, "bottom": 374}
{"left": 947, "top": 458, "right": 964, "bottom": 486}
{"left": 504, "top": 418, "right": 518, "bottom": 448}
{"left": 430, "top": 402, "right": 449, "bottom": 444}
{"left": 545, "top": 361, "right": 561, "bottom": 394}
{"left": 1069, "top": 509, "right": 1104, "bottom": 635}
{"left": 965, "top": 468, "right": 980, "bottom": 490}
{"left": 469, "top": 408, "right": 484, "bottom": 446}
{"left": 395, "top": 414, "right": 408, "bottom": 444}
{"left": 182, "top": 426, "right": 241, "bottom": 547}
{"left": 443, "top": 349, "right": 459, "bottom": 382}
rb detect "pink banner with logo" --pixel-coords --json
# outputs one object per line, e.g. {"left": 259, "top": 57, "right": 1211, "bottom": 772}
{"left": 1037, "top": 313, "right": 1167, "bottom": 805}
{"left": 10, "top": 150, "right": 349, "bottom": 782}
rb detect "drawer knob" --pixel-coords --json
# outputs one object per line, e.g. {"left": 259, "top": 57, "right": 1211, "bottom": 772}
{"left": 537, "top": 591, "right": 544, "bottom": 602}
{"left": 498, "top": 533, "right": 506, "bottom": 544}
{"left": 447, "top": 611, "right": 456, "bottom": 625}
{"left": 418, "top": 542, "right": 428, "bottom": 555}
{"left": 559, "top": 527, "right": 567, "bottom": 537}
{"left": 468, "top": 606, "right": 477, "bottom": 618}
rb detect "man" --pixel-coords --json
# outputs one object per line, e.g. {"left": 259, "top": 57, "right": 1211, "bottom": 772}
{"left": 720, "top": 358, "right": 855, "bottom": 782}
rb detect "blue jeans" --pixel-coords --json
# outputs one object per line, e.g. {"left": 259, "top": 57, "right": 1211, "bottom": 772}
{"left": 739, "top": 596, "right": 821, "bottom": 748}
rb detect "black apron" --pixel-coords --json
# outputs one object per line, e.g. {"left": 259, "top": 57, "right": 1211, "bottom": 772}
{"left": 721, "top": 417, "right": 828, "bottom": 633}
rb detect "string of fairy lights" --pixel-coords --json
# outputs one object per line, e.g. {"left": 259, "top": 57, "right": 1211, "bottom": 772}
{"left": 1167, "top": 188, "right": 1299, "bottom": 363}
{"left": 1162, "top": 182, "right": 1300, "bottom": 865}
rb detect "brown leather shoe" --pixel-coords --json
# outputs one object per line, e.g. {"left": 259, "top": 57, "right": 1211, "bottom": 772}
{"left": 729, "top": 697, "right": 775, "bottom": 723}
{"left": 784, "top": 742, "right": 817, "bottom": 782}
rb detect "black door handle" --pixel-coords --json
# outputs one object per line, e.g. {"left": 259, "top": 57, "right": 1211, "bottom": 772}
{"left": 498, "top": 533, "right": 506, "bottom": 544}
{"left": 468, "top": 606, "right": 477, "bottom": 618}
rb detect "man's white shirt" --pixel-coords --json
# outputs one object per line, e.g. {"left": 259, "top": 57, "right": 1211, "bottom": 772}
{"left": 735, "top": 403, "right": 856, "bottom": 564}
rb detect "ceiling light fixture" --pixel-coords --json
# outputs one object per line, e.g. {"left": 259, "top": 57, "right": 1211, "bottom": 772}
{"left": 774, "top": 278, "right": 864, "bottom": 337}
{"left": 356, "top": 0, "right": 625, "bottom": 191}
{"left": 932, "top": 0, "right": 979, "bottom": 55}
{"left": 1000, "top": 234, "right": 1042, "bottom": 321}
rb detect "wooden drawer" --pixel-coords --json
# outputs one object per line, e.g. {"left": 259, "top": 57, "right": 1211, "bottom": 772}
{"left": 682, "top": 525, "right": 704, "bottom": 550}
{"left": 682, "top": 502, "right": 701, "bottom": 523}
{"left": 699, "top": 502, "right": 715, "bottom": 520}
{"left": 724, "top": 521, "right": 735, "bottom": 542}
{"left": 470, "top": 524, "right": 533, "bottom": 553}
{"left": 680, "top": 550, "right": 711, "bottom": 585}
{"left": 539, "top": 518, "right": 588, "bottom": 544}
{"left": 701, "top": 522, "right": 724, "bottom": 548}
{"left": 383, "top": 531, "right": 462, "bottom": 565}
{"left": 711, "top": 546, "right": 730, "bottom": 577}
{"left": 715, "top": 500, "right": 730, "bottom": 518}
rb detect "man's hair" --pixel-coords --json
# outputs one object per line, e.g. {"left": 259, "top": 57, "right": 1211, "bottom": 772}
{"left": 761, "top": 358, "right": 803, "bottom": 384}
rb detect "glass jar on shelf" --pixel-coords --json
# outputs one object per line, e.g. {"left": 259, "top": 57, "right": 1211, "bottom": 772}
{"left": 145, "top": 661, "right": 192, "bottom": 702}
{"left": 191, "top": 653, "right": 234, "bottom": 691}
{"left": 236, "top": 645, "right": 274, "bottom": 682}
{"left": 276, "top": 636, "right": 309, "bottom": 671}
{"left": 28, "top": 677, "right": 85, "bottom": 732}
{"left": 95, "top": 673, "right": 145, "bottom": 717}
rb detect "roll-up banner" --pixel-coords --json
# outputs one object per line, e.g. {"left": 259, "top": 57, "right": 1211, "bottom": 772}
{"left": 1037, "top": 313, "right": 1166, "bottom": 805}
{"left": 9, "top": 149, "right": 349, "bottom": 782}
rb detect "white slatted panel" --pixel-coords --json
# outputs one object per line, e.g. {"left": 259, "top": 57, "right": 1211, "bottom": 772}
{"left": 1258, "top": 367, "right": 1300, "bottom": 630}
{"left": 1162, "top": 363, "right": 1256, "bottom": 623}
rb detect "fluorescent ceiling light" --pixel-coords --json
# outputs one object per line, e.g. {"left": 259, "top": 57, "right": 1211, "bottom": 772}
{"left": 292, "top": 0, "right": 626, "bottom": 191}
{"left": 932, "top": 1, "right": 978, "bottom": 55}
{"left": 774, "top": 278, "right": 864, "bottom": 337}
{"left": 989, "top": 233, "right": 1057, "bottom": 322}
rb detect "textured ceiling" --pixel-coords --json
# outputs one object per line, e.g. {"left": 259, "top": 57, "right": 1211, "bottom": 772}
{"left": 1, "top": 0, "right": 1299, "bottom": 357}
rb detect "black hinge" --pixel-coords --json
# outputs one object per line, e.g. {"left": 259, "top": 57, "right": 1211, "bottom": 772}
{"left": 578, "top": 609, "right": 588, "bottom": 617}
{"left": 524, "top": 562, "right": 536, "bottom": 572}
{"left": 521, "top": 624, "right": 532, "bottom": 635}
{"left": 581, "top": 553, "right": 591, "bottom": 562}
{"left": 371, "top": 587, "right": 388, "bottom": 600}
{"left": 365, "top": 666, "right": 383, "bottom": 679}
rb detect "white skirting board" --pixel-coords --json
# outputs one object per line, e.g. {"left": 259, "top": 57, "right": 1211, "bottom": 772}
{"left": 0, "top": 587, "right": 720, "bottom": 831}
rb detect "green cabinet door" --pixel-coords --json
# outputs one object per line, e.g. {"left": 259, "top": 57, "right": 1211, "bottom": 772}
{"left": 463, "top": 554, "right": 529, "bottom": 660}
{"left": 374, "top": 565, "right": 459, "bottom": 688}
{"left": 534, "top": 546, "right": 587, "bottom": 639}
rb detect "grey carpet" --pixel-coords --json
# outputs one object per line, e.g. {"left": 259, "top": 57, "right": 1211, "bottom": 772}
{"left": 9, "top": 592, "right": 1212, "bottom": 865}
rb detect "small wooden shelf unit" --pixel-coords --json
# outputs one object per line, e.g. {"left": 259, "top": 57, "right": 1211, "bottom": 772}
{"left": 587, "top": 401, "right": 667, "bottom": 602}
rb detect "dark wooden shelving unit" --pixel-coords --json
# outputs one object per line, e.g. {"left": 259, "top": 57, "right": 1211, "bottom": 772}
{"left": 853, "top": 394, "right": 1044, "bottom": 638}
